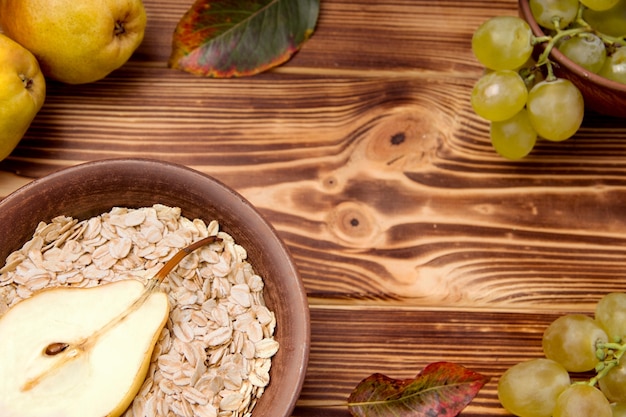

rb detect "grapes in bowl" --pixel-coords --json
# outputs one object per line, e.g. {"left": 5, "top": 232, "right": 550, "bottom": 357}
{"left": 519, "top": 0, "right": 626, "bottom": 119}
{"left": 470, "top": 0, "right": 626, "bottom": 159}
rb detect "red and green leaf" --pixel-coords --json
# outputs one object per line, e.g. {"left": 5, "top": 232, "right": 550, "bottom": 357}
{"left": 169, "top": 0, "right": 319, "bottom": 77}
{"left": 347, "top": 362, "right": 489, "bottom": 417}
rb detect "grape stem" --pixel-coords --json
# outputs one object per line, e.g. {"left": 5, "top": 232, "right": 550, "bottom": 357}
{"left": 573, "top": 4, "right": 625, "bottom": 47}
{"left": 584, "top": 340, "right": 626, "bottom": 387}
{"left": 529, "top": 3, "right": 625, "bottom": 83}
{"left": 536, "top": 26, "right": 590, "bottom": 81}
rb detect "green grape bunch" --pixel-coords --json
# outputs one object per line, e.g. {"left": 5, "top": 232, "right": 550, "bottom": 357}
{"left": 470, "top": 0, "right": 626, "bottom": 160}
{"left": 497, "top": 292, "right": 626, "bottom": 417}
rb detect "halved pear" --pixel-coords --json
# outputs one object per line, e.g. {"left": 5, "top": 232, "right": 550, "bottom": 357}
{"left": 0, "top": 279, "right": 169, "bottom": 417}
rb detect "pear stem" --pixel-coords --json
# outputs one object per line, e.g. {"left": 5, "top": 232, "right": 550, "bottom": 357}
{"left": 149, "top": 234, "right": 220, "bottom": 286}
{"left": 21, "top": 234, "right": 221, "bottom": 392}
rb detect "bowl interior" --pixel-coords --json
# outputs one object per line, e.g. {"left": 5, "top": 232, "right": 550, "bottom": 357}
{"left": 0, "top": 158, "right": 310, "bottom": 417}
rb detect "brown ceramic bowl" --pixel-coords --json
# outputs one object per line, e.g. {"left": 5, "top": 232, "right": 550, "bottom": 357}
{"left": 519, "top": 0, "right": 626, "bottom": 118}
{"left": 0, "top": 158, "right": 310, "bottom": 417}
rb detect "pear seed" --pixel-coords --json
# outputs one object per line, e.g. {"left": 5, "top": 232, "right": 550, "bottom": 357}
{"left": 44, "top": 342, "right": 69, "bottom": 356}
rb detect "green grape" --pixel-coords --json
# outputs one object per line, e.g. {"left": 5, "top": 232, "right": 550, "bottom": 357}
{"left": 558, "top": 34, "right": 607, "bottom": 74}
{"left": 490, "top": 109, "right": 537, "bottom": 159}
{"left": 599, "top": 357, "right": 626, "bottom": 402}
{"left": 530, "top": 0, "right": 579, "bottom": 30}
{"left": 553, "top": 384, "right": 612, "bottom": 417}
{"left": 611, "top": 402, "right": 626, "bottom": 417}
{"left": 599, "top": 48, "right": 626, "bottom": 84}
{"left": 497, "top": 358, "right": 570, "bottom": 417}
{"left": 472, "top": 16, "right": 534, "bottom": 70}
{"left": 526, "top": 78, "right": 584, "bottom": 142}
{"left": 580, "top": 0, "right": 621, "bottom": 11}
{"left": 542, "top": 314, "right": 608, "bottom": 372}
{"left": 595, "top": 292, "right": 626, "bottom": 342}
{"left": 583, "top": 0, "right": 626, "bottom": 37}
{"left": 471, "top": 70, "right": 528, "bottom": 121}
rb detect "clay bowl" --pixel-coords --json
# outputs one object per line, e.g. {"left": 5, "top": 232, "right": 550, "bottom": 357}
{"left": 519, "top": 0, "right": 626, "bottom": 118}
{"left": 0, "top": 158, "right": 310, "bottom": 417}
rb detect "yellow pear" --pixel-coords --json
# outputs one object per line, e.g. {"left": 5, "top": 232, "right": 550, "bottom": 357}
{"left": 0, "top": 33, "right": 45, "bottom": 160}
{"left": 0, "top": 235, "right": 219, "bottom": 417}
{"left": 0, "top": 0, "right": 147, "bottom": 84}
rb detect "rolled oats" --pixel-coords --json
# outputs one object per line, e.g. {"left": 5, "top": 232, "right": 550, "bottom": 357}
{"left": 0, "top": 204, "right": 278, "bottom": 417}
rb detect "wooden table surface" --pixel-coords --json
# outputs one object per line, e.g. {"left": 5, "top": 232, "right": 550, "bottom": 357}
{"left": 2, "top": 0, "right": 626, "bottom": 415}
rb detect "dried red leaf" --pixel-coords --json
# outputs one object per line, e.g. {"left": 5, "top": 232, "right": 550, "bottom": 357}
{"left": 169, "top": 0, "right": 319, "bottom": 77}
{"left": 348, "top": 362, "right": 489, "bottom": 417}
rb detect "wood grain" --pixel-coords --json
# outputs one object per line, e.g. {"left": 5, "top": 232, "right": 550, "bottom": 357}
{"left": 297, "top": 305, "right": 559, "bottom": 417}
{"left": 1, "top": 0, "right": 626, "bottom": 415}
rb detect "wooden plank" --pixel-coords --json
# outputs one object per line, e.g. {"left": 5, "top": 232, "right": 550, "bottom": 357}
{"left": 138, "top": 0, "right": 516, "bottom": 72}
{"left": 296, "top": 305, "right": 574, "bottom": 416}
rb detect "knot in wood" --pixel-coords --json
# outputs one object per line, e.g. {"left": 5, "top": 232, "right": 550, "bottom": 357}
{"left": 365, "top": 112, "right": 441, "bottom": 169}
{"left": 327, "top": 201, "right": 380, "bottom": 247}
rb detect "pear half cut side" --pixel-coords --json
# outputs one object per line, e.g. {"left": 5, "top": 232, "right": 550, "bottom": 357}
{"left": 0, "top": 279, "right": 169, "bottom": 417}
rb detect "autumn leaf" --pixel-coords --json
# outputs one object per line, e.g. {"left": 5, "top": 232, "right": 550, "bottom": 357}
{"left": 347, "top": 362, "right": 489, "bottom": 417}
{"left": 169, "top": 0, "right": 320, "bottom": 77}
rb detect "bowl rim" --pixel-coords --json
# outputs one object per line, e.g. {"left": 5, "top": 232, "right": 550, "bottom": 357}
{"left": 518, "top": 0, "right": 626, "bottom": 93}
{"left": 0, "top": 157, "right": 311, "bottom": 417}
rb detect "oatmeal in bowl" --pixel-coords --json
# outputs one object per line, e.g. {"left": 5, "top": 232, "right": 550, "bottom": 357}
{"left": 0, "top": 159, "right": 309, "bottom": 417}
